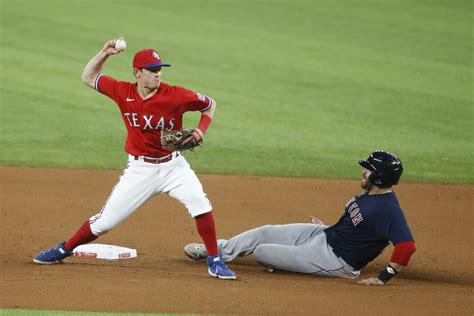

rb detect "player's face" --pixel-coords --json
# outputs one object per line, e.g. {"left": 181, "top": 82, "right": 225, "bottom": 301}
{"left": 361, "top": 168, "right": 372, "bottom": 191}
{"left": 137, "top": 67, "right": 162, "bottom": 90}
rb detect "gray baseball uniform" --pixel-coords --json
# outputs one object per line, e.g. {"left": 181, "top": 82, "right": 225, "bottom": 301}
{"left": 217, "top": 224, "right": 359, "bottom": 278}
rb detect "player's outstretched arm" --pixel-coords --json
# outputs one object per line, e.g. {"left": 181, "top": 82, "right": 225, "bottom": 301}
{"left": 81, "top": 38, "right": 125, "bottom": 89}
{"left": 357, "top": 262, "right": 403, "bottom": 286}
{"left": 357, "top": 240, "right": 416, "bottom": 286}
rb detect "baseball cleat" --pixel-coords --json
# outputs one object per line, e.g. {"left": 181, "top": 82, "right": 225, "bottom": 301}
{"left": 184, "top": 243, "right": 208, "bottom": 261}
{"left": 207, "top": 254, "right": 236, "bottom": 280}
{"left": 184, "top": 239, "right": 227, "bottom": 261}
{"left": 33, "top": 241, "right": 73, "bottom": 264}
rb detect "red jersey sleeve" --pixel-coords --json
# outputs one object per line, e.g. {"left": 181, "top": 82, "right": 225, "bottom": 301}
{"left": 175, "top": 86, "right": 213, "bottom": 113}
{"left": 390, "top": 241, "right": 416, "bottom": 266}
{"left": 95, "top": 74, "right": 119, "bottom": 100}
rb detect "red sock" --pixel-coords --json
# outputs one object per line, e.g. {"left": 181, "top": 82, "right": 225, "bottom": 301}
{"left": 194, "top": 212, "right": 218, "bottom": 256}
{"left": 64, "top": 220, "right": 98, "bottom": 251}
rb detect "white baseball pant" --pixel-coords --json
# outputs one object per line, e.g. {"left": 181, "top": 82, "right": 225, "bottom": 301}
{"left": 89, "top": 153, "right": 212, "bottom": 235}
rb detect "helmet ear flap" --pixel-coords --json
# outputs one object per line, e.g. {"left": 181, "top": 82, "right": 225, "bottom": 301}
{"left": 368, "top": 169, "right": 383, "bottom": 186}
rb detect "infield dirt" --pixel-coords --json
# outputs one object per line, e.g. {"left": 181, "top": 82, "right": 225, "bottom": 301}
{"left": 1, "top": 166, "right": 472, "bottom": 315}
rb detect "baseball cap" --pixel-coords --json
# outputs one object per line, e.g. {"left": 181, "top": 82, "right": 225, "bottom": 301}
{"left": 133, "top": 49, "right": 171, "bottom": 69}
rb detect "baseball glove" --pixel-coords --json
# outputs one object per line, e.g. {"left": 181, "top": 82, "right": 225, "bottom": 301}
{"left": 160, "top": 128, "right": 203, "bottom": 151}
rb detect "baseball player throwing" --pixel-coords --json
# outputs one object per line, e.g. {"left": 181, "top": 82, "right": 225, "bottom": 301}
{"left": 184, "top": 150, "right": 416, "bottom": 285}
{"left": 33, "top": 38, "right": 235, "bottom": 280}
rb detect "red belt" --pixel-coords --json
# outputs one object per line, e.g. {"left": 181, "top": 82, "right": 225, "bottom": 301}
{"left": 134, "top": 152, "right": 178, "bottom": 164}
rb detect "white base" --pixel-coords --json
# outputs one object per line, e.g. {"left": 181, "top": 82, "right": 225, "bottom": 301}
{"left": 73, "top": 244, "right": 137, "bottom": 260}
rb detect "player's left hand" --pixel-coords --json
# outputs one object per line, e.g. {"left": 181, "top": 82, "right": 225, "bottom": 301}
{"left": 182, "top": 128, "right": 204, "bottom": 146}
{"left": 309, "top": 216, "right": 324, "bottom": 225}
{"left": 357, "top": 277, "right": 384, "bottom": 286}
{"left": 161, "top": 128, "right": 203, "bottom": 151}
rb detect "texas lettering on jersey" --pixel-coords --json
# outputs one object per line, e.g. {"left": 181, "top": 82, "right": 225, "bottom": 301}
{"left": 95, "top": 74, "right": 213, "bottom": 157}
{"left": 123, "top": 113, "right": 175, "bottom": 131}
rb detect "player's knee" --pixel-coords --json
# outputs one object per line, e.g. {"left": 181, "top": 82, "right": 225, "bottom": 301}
{"left": 185, "top": 197, "right": 212, "bottom": 216}
{"left": 89, "top": 221, "right": 114, "bottom": 236}
{"left": 253, "top": 244, "right": 270, "bottom": 264}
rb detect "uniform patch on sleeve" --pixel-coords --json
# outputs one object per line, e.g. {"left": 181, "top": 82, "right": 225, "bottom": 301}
{"left": 196, "top": 93, "right": 206, "bottom": 101}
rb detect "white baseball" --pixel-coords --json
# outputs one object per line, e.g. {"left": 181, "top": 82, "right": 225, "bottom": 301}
{"left": 115, "top": 39, "right": 127, "bottom": 50}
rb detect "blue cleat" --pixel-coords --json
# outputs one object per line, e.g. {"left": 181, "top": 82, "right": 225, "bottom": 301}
{"left": 33, "top": 241, "right": 73, "bottom": 264}
{"left": 207, "top": 254, "right": 236, "bottom": 280}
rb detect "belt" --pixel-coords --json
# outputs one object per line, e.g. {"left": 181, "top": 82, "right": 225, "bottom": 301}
{"left": 133, "top": 152, "right": 179, "bottom": 164}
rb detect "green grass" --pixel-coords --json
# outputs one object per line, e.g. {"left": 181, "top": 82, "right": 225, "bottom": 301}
{"left": 0, "top": 0, "right": 472, "bottom": 183}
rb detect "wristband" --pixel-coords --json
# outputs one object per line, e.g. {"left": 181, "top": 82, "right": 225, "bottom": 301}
{"left": 377, "top": 264, "right": 397, "bottom": 284}
{"left": 198, "top": 114, "right": 212, "bottom": 134}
